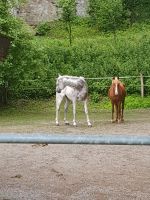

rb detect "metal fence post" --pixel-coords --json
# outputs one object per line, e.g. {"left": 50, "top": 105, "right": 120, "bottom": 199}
{"left": 140, "top": 73, "right": 144, "bottom": 97}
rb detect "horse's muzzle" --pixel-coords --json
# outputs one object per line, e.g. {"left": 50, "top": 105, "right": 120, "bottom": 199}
{"left": 56, "top": 88, "right": 61, "bottom": 93}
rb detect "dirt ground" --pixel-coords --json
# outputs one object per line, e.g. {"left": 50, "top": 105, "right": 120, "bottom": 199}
{"left": 0, "top": 109, "right": 150, "bottom": 200}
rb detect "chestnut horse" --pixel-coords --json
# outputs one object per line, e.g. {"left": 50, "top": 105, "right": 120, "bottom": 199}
{"left": 108, "top": 77, "right": 126, "bottom": 123}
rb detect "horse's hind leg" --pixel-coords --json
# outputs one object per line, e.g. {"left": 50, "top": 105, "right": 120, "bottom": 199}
{"left": 64, "top": 97, "right": 69, "bottom": 125}
{"left": 111, "top": 103, "right": 115, "bottom": 123}
{"left": 84, "top": 100, "right": 92, "bottom": 127}
{"left": 118, "top": 103, "right": 122, "bottom": 123}
{"left": 121, "top": 99, "right": 125, "bottom": 122}
{"left": 72, "top": 100, "right": 77, "bottom": 126}
{"left": 56, "top": 93, "right": 64, "bottom": 126}
{"left": 115, "top": 104, "right": 119, "bottom": 122}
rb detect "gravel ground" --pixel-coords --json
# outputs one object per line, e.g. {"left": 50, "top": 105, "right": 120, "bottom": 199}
{"left": 0, "top": 109, "right": 150, "bottom": 200}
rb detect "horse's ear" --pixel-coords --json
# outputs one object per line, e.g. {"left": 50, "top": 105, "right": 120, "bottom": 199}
{"left": 112, "top": 76, "right": 115, "bottom": 80}
{"left": 58, "top": 74, "right": 61, "bottom": 77}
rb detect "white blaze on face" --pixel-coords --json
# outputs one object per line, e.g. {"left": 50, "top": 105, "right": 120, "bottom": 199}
{"left": 115, "top": 83, "right": 118, "bottom": 95}
{"left": 114, "top": 77, "right": 119, "bottom": 95}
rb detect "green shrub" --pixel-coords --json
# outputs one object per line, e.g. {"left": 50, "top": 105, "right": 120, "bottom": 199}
{"left": 1, "top": 21, "right": 150, "bottom": 101}
{"left": 89, "top": 0, "right": 125, "bottom": 32}
{"left": 36, "top": 22, "right": 52, "bottom": 36}
{"left": 125, "top": 96, "right": 150, "bottom": 109}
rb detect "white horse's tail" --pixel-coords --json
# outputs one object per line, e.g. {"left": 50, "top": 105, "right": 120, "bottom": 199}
{"left": 77, "top": 85, "right": 88, "bottom": 101}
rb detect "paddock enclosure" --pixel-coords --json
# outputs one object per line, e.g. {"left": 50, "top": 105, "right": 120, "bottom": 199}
{"left": 0, "top": 109, "right": 150, "bottom": 200}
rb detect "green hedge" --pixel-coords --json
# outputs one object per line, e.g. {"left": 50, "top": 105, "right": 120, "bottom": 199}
{"left": 1, "top": 24, "right": 150, "bottom": 100}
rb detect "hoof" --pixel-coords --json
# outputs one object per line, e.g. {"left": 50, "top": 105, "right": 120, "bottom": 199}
{"left": 65, "top": 121, "right": 70, "bottom": 125}
{"left": 56, "top": 122, "right": 59, "bottom": 126}
{"left": 88, "top": 123, "right": 92, "bottom": 127}
{"left": 111, "top": 120, "right": 115, "bottom": 123}
{"left": 73, "top": 125, "right": 77, "bottom": 127}
{"left": 118, "top": 119, "right": 124, "bottom": 123}
{"left": 73, "top": 122, "right": 77, "bottom": 127}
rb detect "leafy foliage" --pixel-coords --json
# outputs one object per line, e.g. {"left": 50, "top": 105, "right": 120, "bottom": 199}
{"left": 1, "top": 0, "right": 150, "bottom": 106}
{"left": 0, "top": 0, "right": 32, "bottom": 39}
{"left": 89, "top": 0, "right": 150, "bottom": 32}
{"left": 89, "top": 0, "right": 125, "bottom": 32}
{"left": 122, "top": 0, "right": 150, "bottom": 25}
{"left": 3, "top": 24, "right": 150, "bottom": 100}
{"left": 0, "top": 0, "right": 33, "bottom": 104}
{"left": 35, "top": 22, "right": 52, "bottom": 36}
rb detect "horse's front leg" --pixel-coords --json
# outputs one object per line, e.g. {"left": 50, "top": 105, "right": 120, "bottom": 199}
{"left": 64, "top": 97, "right": 69, "bottom": 125}
{"left": 84, "top": 100, "right": 92, "bottom": 127}
{"left": 111, "top": 103, "right": 115, "bottom": 123}
{"left": 56, "top": 92, "right": 64, "bottom": 126}
{"left": 118, "top": 102, "right": 121, "bottom": 123}
{"left": 72, "top": 101, "right": 77, "bottom": 127}
{"left": 115, "top": 104, "right": 118, "bottom": 122}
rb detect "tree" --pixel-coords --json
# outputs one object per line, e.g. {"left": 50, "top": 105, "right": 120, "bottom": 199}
{"left": 0, "top": 0, "right": 32, "bottom": 105}
{"left": 89, "top": 0, "right": 124, "bottom": 32}
{"left": 0, "top": 0, "right": 29, "bottom": 38}
{"left": 122, "top": 0, "right": 144, "bottom": 26}
{"left": 57, "top": 0, "right": 76, "bottom": 45}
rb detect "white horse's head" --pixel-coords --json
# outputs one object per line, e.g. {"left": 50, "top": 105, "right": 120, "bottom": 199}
{"left": 56, "top": 75, "right": 65, "bottom": 93}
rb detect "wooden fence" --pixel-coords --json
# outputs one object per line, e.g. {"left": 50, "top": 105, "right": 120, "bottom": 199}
{"left": 0, "top": 74, "right": 150, "bottom": 104}
{"left": 85, "top": 74, "right": 150, "bottom": 98}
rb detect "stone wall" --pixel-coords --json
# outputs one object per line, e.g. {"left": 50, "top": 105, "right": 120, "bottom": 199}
{"left": 16, "top": 0, "right": 88, "bottom": 25}
{"left": 18, "top": 0, "right": 58, "bottom": 25}
{"left": 76, "top": 0, "right": 88, "bottom": 16}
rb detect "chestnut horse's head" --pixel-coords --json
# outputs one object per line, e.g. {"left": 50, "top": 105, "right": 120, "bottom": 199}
{"left": 108, "top": 76, "right": 126, "bottom": 99}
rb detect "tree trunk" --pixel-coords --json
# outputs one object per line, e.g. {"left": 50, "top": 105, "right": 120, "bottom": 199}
{"left": 0, "top": 82, "right": 8, "bottom": 105}
{"left": 0, "top": 35, "right": 11, "bottom": 61}
{"left": 68, "top": 22, "right": 72, "bottom": 46}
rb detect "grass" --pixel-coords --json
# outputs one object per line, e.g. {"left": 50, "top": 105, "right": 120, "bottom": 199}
{"left": 0, "top": 96, "right": 150, "bottom": 125}
{"left": 33, "top": 21, "right": 150, "bottom": 44}
{"left": 0, "top": 99, "right": 55, "bottom": 125}
{"left": 89, "top": 95, "right": 150, "bottom": 110}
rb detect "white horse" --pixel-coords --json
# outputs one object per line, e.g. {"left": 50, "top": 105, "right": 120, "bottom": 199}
{"left": 55, "top": 75, "right": 92, "bottom": 127}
